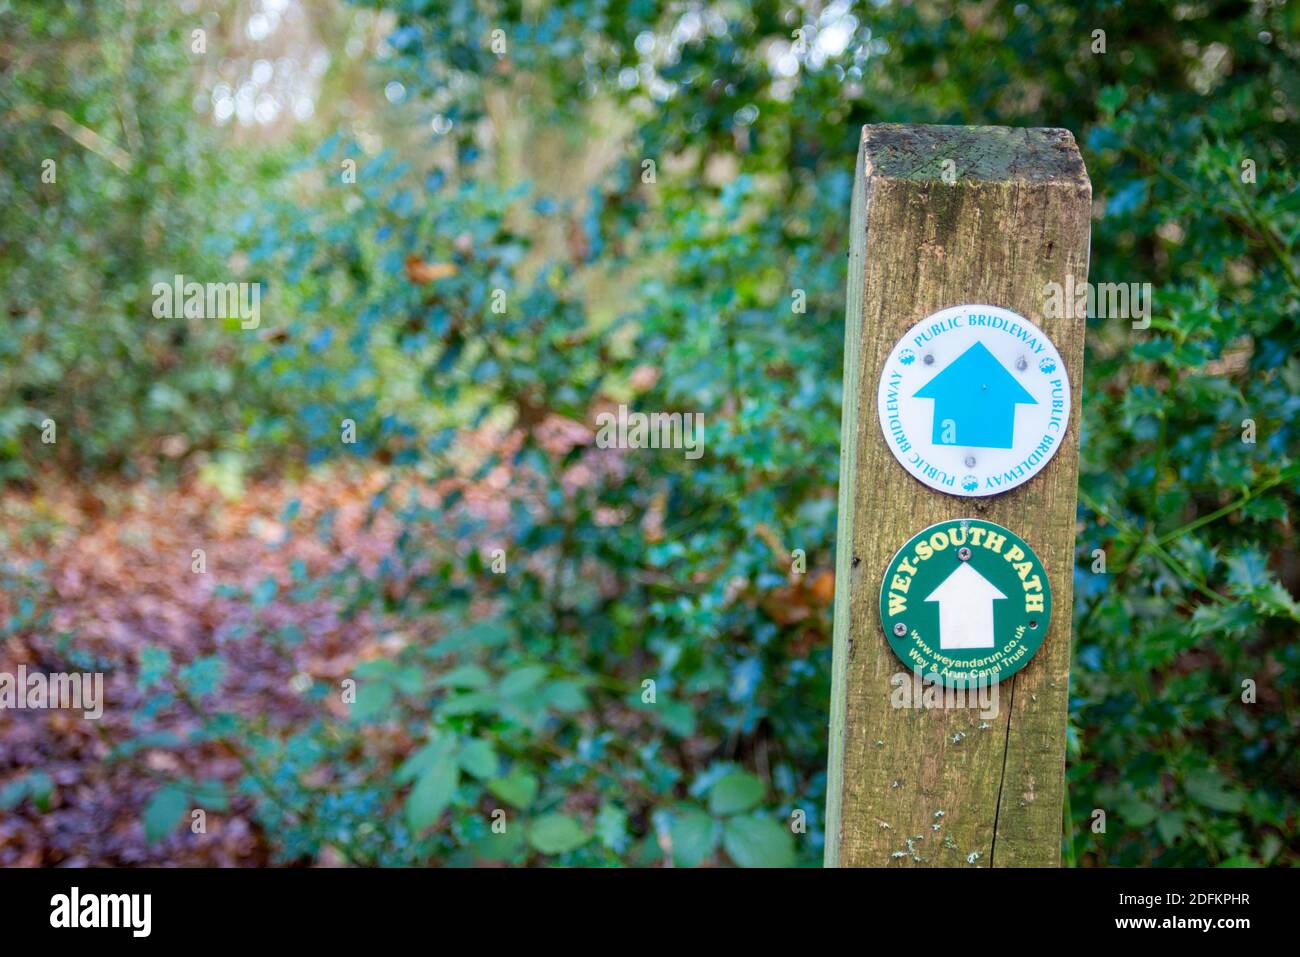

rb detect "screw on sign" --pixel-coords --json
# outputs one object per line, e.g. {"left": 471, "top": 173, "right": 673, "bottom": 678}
{"left": 879, "top": 519, "right": 1051, "bottom": 690}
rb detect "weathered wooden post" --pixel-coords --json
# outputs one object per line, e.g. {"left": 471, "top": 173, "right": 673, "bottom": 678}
{"left": 825, "top": 125, "right": 1091, "bottom": 866}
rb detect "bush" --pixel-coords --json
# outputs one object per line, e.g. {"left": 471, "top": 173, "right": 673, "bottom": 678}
{"left": 6, "top": 0, "right": 1297, "bottom": 866}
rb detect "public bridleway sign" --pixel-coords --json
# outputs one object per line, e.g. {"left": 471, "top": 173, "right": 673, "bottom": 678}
{"left": 876, "top": 303, "right": 1070, "bottom": 497}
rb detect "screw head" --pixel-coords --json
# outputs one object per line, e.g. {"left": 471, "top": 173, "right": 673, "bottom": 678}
{"left": 893, "top": 622, "right": 908, "bottom": 637}
{"left": 923, "top": 353, "right": 935, "bottom": 365}
{"left": 958, "top": 546, "right": 972, "bottom": 560}
{"left": 964, "top": 455, "right": 976, "bottom": 468}
{"left": 1016, "top": 356, "right": 1028, "bottom": 371}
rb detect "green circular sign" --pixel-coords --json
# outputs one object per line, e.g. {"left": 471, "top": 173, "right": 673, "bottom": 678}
{"left": 878, "top": 518, "right": 1051, "bottom": 688}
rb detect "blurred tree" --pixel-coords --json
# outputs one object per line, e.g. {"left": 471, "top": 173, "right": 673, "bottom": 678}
{"left": 0, "top": 1, "right": 241, "bottom": 479}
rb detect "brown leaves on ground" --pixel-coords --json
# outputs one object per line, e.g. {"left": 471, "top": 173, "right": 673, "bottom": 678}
{"left": 0, "top": 468, "right": 402, "bottom": 866}
{"left": 0, "top": 417, "right": 830, "bottom": 864}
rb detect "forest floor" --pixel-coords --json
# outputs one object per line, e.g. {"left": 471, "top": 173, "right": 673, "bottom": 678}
{"left": 0, "top": 468, "right": 405, "bottom": 866}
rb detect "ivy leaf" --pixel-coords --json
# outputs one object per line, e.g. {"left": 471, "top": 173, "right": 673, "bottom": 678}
{"left": 527, "top": 814, "right": 590, "bottom": 855}
{"left": 0, "top": 771, "right": 54, "bottom": 812}
{"left": 435, "top": 621, "right": 512, "bottom": 656}
{"left": 709, "top": 772, "right": 765, "bottom": 815}
{"left": 722, "top": 814, "right": 796, "bottom": 868}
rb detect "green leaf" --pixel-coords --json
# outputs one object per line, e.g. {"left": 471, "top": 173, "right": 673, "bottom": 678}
{"left": 1184, "top": 769, "right": 1244, "bottom": 814}
{"left": 396, "top": 734, "right": 456, "bottom": 784}
{"left": 138, "top": 646, "right": 172, "bottom": 690}
{"left": 143, "top": 785, "right": 188, "bottom": 844}
{"left": 498, "top": 665, "right": 548, "bottom": 697}
{"left": 487, "top": 767, "right": 539, "bottom": 808}
{"left": 434, "top": 663, "right": 491, "bottom": 689}
{"left": 190, "top": 778, "right": 229, "bottom": 812}
{"left": 0, "top": 771, "right": 54, "bottom": 812}
{"left": 437, "top": 691, "right": 497, "bottom": 717}
{"left": 435, "top": 620, "right": 512, "bottom": 655}
{"left": 527, "top": 813, "right": 590, "bottom": 855}
{"left": 709, "top": 772, "right": 765, "bottom": 815}
{"left": 178, "top": 656, "right": 225, "bottom": 698}
{"left": 722, "top": 814, "right": 796, "bottom": 868}
{"left": 251, "top": 577, "right": 278, "bottom": 607}
{"left": 457, "top": 738, "right": 498, "bottom": 778}
{"left": 405, "top": 755, "right": 459, "bottom": 834}
{"left": 595, "top": 803, "right": 629, "bottom": 853}
{"left": 1225, "top": 548, "right": 1270, "bottom": 590}
{"left": 670, "top": 808, "right": 718, "bottom": 867}
{"left": 1156, "top": 811, "right": 1185, "bottom": 845}
{"left": 469, "top": 823, "right": 524, "bottom": 862}
{"left": 1117, "top": 798, "right": 1159, "bottom": 828}
{"left": 657, "top": 699, "right": 695, "bottom": 737}
{"left": 541, "top": 678, "right": 588, "bottom": 712}
{"left": 27, "top": 770, "right": 53, "bottom": 811}
{"left": 1098, "top": 84, "right": 1127, "bottom": 114}
{"left": 350, "top": 681, "right": 395, "bottom": 722}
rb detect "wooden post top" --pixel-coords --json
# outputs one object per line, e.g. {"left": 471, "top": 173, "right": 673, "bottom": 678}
{"left": 860, "top": 123, "right": 1091, "bottom": 187}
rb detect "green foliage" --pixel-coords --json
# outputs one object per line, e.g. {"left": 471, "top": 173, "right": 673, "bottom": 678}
{"left": 5, "top": 0, "right": 1297, "bottom": 867}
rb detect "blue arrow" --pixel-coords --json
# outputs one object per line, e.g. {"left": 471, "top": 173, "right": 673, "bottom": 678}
{"left": 913, "top": 341, "right": 1036, "bottom": 449}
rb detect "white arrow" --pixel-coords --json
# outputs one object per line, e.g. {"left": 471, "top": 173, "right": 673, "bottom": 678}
{"left": 924, "top": 561, "right": 1007, "bottom": 650}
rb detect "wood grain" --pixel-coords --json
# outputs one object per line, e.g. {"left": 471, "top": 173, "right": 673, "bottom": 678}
{"left": 825, "top": 124, "right": 1091, "bottom": 867}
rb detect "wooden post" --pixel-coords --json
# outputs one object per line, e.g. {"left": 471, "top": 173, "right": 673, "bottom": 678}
{"left": 825, "top": 125, "right": 1091, "bottom": 867}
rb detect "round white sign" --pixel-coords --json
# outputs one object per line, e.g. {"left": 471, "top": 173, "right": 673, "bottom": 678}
{"left": 876, "top": 304, "right": 1070, "bottom": 497}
